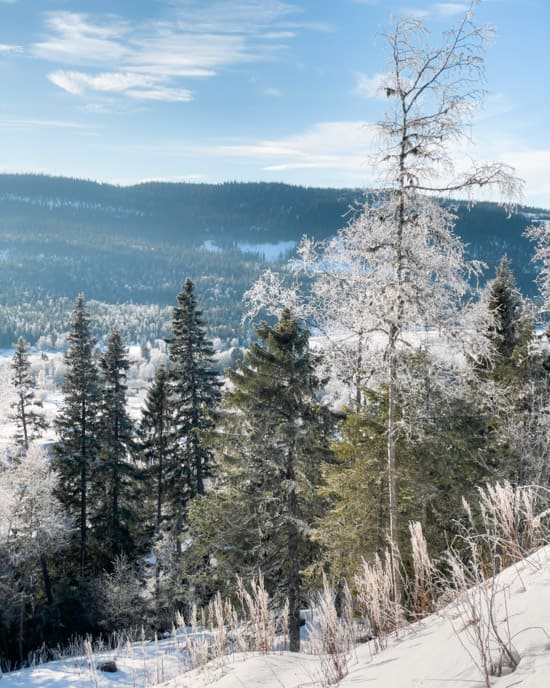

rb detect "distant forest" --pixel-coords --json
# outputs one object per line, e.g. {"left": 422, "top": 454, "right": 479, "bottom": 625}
{"left": 0, "top": 174, "right": 547, "bottom": 347}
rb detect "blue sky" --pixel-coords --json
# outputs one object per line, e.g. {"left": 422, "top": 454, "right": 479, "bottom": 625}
{"left": 0, "top": 0, "right": 548, "bottom": 207}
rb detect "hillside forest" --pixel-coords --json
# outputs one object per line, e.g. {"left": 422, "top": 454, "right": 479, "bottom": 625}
{"left": 2, "top": 5, "right": 550, "bottom": 679}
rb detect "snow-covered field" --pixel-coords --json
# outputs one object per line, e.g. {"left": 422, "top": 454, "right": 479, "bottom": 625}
{"left": 2, "top": 546, "right": 550, "bottom": 687}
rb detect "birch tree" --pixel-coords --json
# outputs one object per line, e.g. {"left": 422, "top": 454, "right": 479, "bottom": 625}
{"left": 247, "top": 4, "right": 522, "bottom": 600}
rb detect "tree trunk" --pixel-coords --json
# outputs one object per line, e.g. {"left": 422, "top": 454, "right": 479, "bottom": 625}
{"left": 387, "top": 367, "right": 402, "bottom": 603}
{"left": 286, "top": 446, "right": 301, "bottom": 652}
{"left": 40, "top": 553, "right": 53, "bottom": 606}
{"left": 80, "top": 400, "right": 87, "bottom": 576}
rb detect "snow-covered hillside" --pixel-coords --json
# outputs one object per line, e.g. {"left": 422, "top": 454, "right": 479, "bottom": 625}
{"left": 2, "top": 546, "right": 550, "bottom": 687}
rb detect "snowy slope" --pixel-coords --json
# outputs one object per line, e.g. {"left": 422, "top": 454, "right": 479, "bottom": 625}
{"left": 2, "top": 546, "right": 550, "bottom": 687}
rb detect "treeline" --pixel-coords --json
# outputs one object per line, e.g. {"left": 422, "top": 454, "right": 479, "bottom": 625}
{"left": 1, "top": 250, "right": 549, "bottom": 666}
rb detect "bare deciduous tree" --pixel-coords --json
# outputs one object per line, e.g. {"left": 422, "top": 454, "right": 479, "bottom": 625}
{"left": 247, "top": 3, "right": 523, "bottom": 602}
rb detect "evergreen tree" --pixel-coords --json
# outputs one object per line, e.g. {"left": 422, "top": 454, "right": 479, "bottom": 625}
{"left": 478, "top": 256, "right": 527, "bottom": 379}
{"left": 488, "top": 257, "right": 523, "bottom": 359}
{"left": 247, "top": 7, "right": 521, "bottom": 602}
{"left": 138, "top": 365, "right": 171, "bottom": 597}
{"left": 190, "top": 309, "right": 333, "bottom": 652}
{"left": 93, "top": 328, "right": 138, "bottom": 568}
{"left": 167, "top": 279, "right": 221, "bottom": 550}
{"left": 317, "top": 357, "right": 497, "bottom": 582}
{"left": 54, "top": 294, "right": 100, "bottom": 575}
{"left": 10, "top": 337, "right": 47, "bottom": 450}
{"left": 140, "top": 366, "right": 171, "bottom": 536}
{"left": 474, "top": 257, "right": 546, "bottom": 483}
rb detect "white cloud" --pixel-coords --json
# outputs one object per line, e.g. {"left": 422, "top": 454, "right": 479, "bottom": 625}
{"left": 80, "top": 103, "right": 111, "bottom": 114}
{"left": 47, "top": 70, "right": 193, "bottom": 101}
{"left": 34, "top": 12, "right": 131, "bottom": 66}
{"left": 404, "top": 8, "right": 431, "bottom": 19}
{"left": 0, "top": 118, "right": 96, "bottom": 130}
{"left": 353, "top": 71, "right": 389, "bottom": 100}
{"left": 125, "top": 86, "right": 193, "bottom": 102}
{"left": 503, "top": 149, "right": 550, "bottom": 210}
{"left": 255, "top": 121, "right": 377, "bottom": 174}
{"left": 433, "top": 3, "right": 470, "bottom": 17}
{"left": 117, "top": 121, "right": 378, "bottom": 178}
{"left": 0, "top": 43, "right": 22, "bottom": 54}
{"left": 167, "top": 0, "right": 300, "bottom": 33}
{"left": 264, "top": 87, "right": 281, "bottom": 97}
{"left": 48, "top": 71, "right": 153, "bottom": 95}
{"left": 32, "top": 3, "right": 319, "bottom": 103}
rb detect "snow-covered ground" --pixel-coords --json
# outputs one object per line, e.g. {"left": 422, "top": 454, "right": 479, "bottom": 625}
{"left": 0, "top": 346, "right": 159, "bottom": 451}
{"left": 2, "top": 546, "right": 550, "bottom": 687}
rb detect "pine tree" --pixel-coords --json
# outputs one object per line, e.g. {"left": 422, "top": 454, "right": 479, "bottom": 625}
{"left": 167, "top": 279, "right": 221, "bottom": 551}
{"left": 190, "top": 309, "right": 333, "bottom": 652}
{"left": 93, "top": 328, "right": 138, "bottom": 568}
{"left": 54, "top": 294, "right": 100, "bottom": 575}
{"left": 10, "top": 337, "right": 47, "bottom": 450}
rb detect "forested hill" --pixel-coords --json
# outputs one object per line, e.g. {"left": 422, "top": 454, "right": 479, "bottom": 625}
{"left": 0, "top": 174, "right": 358, "bottom": 243}
{"left": 0, "top": 173, "right": 548, "bottom": 346}
{"left": 0, "top": 173, "right": 547, "bottom": 254}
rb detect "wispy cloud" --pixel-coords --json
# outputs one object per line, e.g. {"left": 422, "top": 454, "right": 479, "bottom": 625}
{"left": 48, "top": 70, "right": 193, "bottom": 102}
{"left": 114, "top": 120, "right": 378, "bottom": 177}
{"left": 433, "top": 3, "right": 470, "bottom": 17}
{"left": 264, "top": 86, "right": 281, "bottom": 97}
{"left": 405, "top": 3, "right": 470, "bottom": 20}
{"left": 32, "top": 2, "right": 322, "bottom": 103}
{"left": 0, "top": 43, "right": 22, "bottom": 54}
{"left": 353, "top": 71, "right": 389, "bottom": 100}
{"left": 503, "top": 149, "right": 550, "bottom": 209}
{"left": 0, "top": 118, "right": 97, "bottom": 130}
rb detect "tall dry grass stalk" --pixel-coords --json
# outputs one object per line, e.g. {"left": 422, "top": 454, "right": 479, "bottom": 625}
{"left": 408, "top": 521, "right": 437, "bottom": 617}
{"left": 466, "top": 482, "right": 550, "bottom": 569}
{"left": 236, "top": 574, "right": 276, "bottom": 654}
{"left": 354, "top": 549, "right": 405, "bottom": 652}
{"left": 310, "top": 575, "right": 354, "bottom": 683}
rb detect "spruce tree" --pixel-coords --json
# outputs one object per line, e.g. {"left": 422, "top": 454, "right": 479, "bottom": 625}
{"left": 479, "top": 256, "right": 527, "bottom": 379}
{"left": 10, "top": 337, "right": 47, "bottom": 450}
{"left": 140, "top": 366, "right": 171, "bottom": 536}
{"left": 191, "top": 309, "right": 333, "bottom": 652}
{"left": 138, "top": 365, "right": 171, "bottom": 597}
{"left": 93, "top": 328, "right": 138, "bottom": 568}
{"left": 167, "top": 279, "right": 221, "bottom": 550}
{"left": 54, "top": 294, "right": 100, "bottom": 575}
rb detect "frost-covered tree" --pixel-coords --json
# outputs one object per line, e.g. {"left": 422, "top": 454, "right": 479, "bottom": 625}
{"left": 10, "top": 337, "right": 47, "bottom": 450}
{"left": 476, "top": 256, "right": 528, "bottom": 379}
{"left": 189, "top": 310, "right": 333, "bottom": 652}
{"left": 526, "top": 221, "right": 550, "bottom": 317}
{"left": 246, "top": 5, "right": 522, "bottom": 599}
{"left": 0, "top": 446, "right": 70, "bottom": 661}
{"left": 0, "top": 446, "right": 70, "bottom": 603}
{"left": 54, "top": 294, "right": 100, "bottom": 575}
